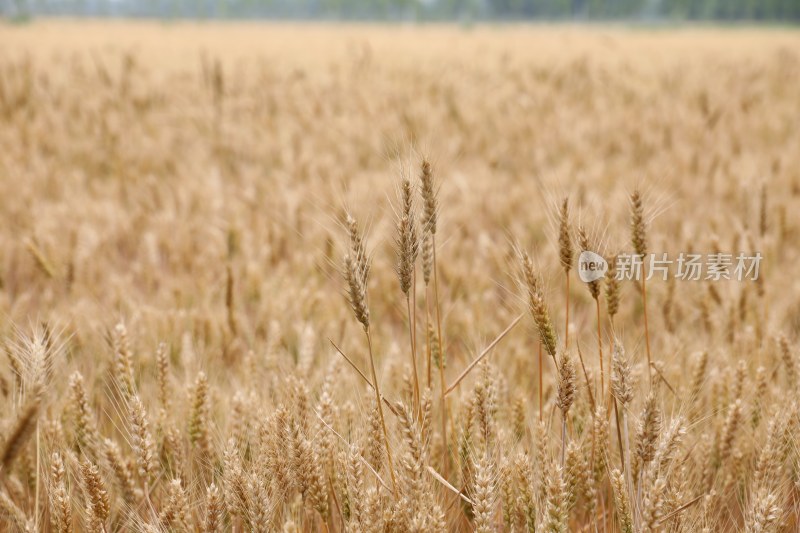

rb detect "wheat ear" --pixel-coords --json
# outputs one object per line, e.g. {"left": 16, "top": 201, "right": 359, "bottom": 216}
{"left": 396, "top": 177, "right": 420, "bottom": 414}
{"left": 630, "top": 189, "right": 652, "bottom": 387}
{"left": 559, "top": 197, "right": 573, "bottom": 351}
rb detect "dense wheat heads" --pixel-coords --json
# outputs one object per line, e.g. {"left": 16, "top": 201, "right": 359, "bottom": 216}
{"left": 0, "top": 26, "right": 798, "bottom": 533}
{"left": 1, "top": 326, "right": 64, "bottom": 530}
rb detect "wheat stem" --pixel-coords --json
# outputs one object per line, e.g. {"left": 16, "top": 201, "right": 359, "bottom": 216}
{"left": 425, "top": 287, "right": 432, "bottom": 389}
{"left": 621, "top": 409, "right": 633, "bottom": 521}
{"left": 538, "top": 343, "right": 543, "bottom": 422}
{"left": 329, "top": 339, "right": 400, "bottom": 417}
{"left": 365, "top": 327, "right": 398, "bottom": 494}
{"left": 596, "top": 298, "right": 604, "bottom": 397}
{"left": 565, "top": 273, "right": 570, "bottom": 350}
{"left": 432, "top": 235, "right": 449, "bottom": 479}
{"left": 406, "top": 294, "right": 420, "bottom": 415}
{"left": 445, "top": 313, "right": 523, "bottom": 395}
{"left": 642, "top": 275, "right": 653, "bottom": 388}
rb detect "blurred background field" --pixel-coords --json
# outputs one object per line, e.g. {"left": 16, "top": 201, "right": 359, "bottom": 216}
{"left": 1, "top": 21, "right": 798, "bottom": 335}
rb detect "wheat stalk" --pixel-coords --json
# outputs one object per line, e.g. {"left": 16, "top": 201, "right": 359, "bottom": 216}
{"left": 341, "top": 214, "right": 398, "bottom": 493}
{"left": 630, "top": 189, "right": 653, "bottom": 387}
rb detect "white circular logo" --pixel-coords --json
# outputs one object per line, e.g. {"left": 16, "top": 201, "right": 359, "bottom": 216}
{"left": 578, "top": 251, "right": 608, "bottom": 283}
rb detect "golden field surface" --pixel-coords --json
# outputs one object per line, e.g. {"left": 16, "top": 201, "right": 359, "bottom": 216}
{"left": 1, "top": 20, "right": 800, "bottom": 532}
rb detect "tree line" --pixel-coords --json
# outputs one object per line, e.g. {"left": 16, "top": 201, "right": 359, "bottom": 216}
{"left": 3, "top": 0, "right": 800, "bottom": 21}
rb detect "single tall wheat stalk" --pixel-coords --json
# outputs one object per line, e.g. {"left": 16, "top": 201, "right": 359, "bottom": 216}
{"left": 396, "top": 177, "right": 420, "bottom": 414}
{"left": 420, "top": 158, "right": 449, "bottom": 478}
{"left": 611, "top": 341, "right": 635, "bottom": 514}
{"left": 579, "top": 226, "right": 604, "bottom": 396}
{"left": 630, "top": 189, "right": 652, "bottom": 387}
{"left": 521, "top": 251, "right": 556, "bottom": 422}
{"left": 422, "top": 229, "right": 434, "bottom": 389}
{"left": 343, "top": 214, "right": 398, "bottom": 493}
{"left": 559, "top": 198, "right": 573, "bottom": 351}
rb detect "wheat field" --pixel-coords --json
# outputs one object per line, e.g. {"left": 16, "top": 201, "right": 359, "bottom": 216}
{"left": 1, "top": 20, "right": 800, "bottom": 532}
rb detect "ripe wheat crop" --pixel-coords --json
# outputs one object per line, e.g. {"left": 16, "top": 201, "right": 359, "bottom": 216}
{"left": 1, "top": 20, "right": 800, "bottom": 532}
